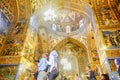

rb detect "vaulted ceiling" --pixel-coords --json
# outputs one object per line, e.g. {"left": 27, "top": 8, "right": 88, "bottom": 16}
{"left": 0, "top": 0, "right": 120, "bottom": 54}
{"left": 0, "top": 0, "right": 119, "bottom": 31}
{"left": 0, "top": 1, "right": 120, "bottom": 79}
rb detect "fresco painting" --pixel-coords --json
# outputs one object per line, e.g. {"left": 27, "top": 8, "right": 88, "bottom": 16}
{"left": 102, "top": 29, "right": 120, "bottom": 49}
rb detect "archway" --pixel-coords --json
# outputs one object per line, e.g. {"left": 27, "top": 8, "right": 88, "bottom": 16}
{"left": 53, "top": 37, "right": 89, "bottom": 80}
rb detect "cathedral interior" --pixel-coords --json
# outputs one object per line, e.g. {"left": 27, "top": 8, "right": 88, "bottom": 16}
{"left": 0, "top": 0, "right": 120, "bottom": 80}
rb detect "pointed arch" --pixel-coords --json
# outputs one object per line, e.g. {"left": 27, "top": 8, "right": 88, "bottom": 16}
{"left": 53, "top": 37, "right": 87, "bottom": 53}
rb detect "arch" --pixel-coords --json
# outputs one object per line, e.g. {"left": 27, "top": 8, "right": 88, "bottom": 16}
{"left": 53, "top": 37, "right": 87, "bottom": 52}
{"left": 53, "top": 37, "right": 89, "bottom": 79}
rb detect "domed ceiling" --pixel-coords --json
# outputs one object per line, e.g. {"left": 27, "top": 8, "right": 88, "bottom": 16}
{"left": 45, "top": 9, "right": 87, "bottom": 36}
{"left": 30, "top": 1, "right": 91, "bottom": 36}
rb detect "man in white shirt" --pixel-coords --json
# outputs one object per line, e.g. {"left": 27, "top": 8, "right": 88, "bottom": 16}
{"left": 37, "top": 53, "right": 48, "bottom": 80}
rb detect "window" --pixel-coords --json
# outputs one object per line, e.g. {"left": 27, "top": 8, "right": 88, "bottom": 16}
{"left": 0, "top": 10, "right": 11, "bottom": 34}
{"left": 66, "top": 25, "right": 71, "bottom": 33}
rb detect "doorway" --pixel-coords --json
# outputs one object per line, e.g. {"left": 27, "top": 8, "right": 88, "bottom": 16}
{"left": 54, "top": 38, "right": 89, "bottom": 80}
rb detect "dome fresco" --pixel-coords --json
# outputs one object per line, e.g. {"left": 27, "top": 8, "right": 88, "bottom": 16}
{"left": 30, "top": 8, "right": 90, "bottom": 36}
{"left": 49, "top": 9, "right": 86, "bottom": 35}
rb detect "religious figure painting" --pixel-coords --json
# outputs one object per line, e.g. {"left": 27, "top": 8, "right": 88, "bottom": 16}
{"left": 102, "top": 29, "right": 120, "bottom": 49}
{"left": 0, "top": 65, "right": 18, "bottom": 80}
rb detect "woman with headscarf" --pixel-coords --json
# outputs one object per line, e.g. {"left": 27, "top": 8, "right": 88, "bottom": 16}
{"left": 47, "top": 50, "right": 59, "bottom": 80}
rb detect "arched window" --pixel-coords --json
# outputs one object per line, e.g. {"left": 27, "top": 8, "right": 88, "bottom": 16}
{"left": 79, "top": 18, "right": 84, "bottom": 28}
{"left": 66, "top": 25, "right": 71, "bottom": 33}
{"left": 0, "top": 10, "right": 11, "bottom": 34}
{"left": 52, "top": 24, "right": 56, "bottom": 31}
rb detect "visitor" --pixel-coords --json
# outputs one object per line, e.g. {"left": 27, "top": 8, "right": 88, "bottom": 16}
{"left": 86, "top": 66, "right": 96, "bottom": 80}
{"left": 101, "top": 74, "right": 110, "bottom": 80}
{"left": 47, "top": 50, "right": 59, "bottom": 80}
{"left": 37, "top": 53, "right": 48, "bottom": 80}
{"left": 75, "top": 74, "right": 82, "bottom": 80}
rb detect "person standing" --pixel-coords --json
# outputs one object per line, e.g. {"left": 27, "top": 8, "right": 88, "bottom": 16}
{"left": 86, "top": 66, "right": 96, "bottom": 80}
{"left": 75, "top": 74, "right": 82, "bottom": 80}
{"left": 47, "top": 50, "right": 59, "bottom": 80}
{"left": 37, "top": 53, "right": 48, "bottom": 80}
{"left": 101, "top": 74, "right": 110, "bottom": 80}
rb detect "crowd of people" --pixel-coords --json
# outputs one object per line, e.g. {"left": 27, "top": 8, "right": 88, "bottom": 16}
{"left": 34, "top": 50, "right": 120, "bottom": 80}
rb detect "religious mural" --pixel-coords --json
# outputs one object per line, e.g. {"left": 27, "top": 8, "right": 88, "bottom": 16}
{"left": 0, "top": 37, "right": 23, "bottom": 56}
{"left": 30, "top": 0, "right": 51, "bottom": 13}
{"left": 0, "top": 10, "right": 11, "bottom": 51}
{"left": 0, "top": 0, "right": 15, "bottom": 23}
{"left": 94, "top": 0, "right": 119, "bottom": 26}
{"left": 104, "top": 58, "right": 120, "bottom": 79}
{"left": 102, "top": 29, "right": 120, "bottom": 49}
{"left": 108, "top": 59, "right": 116, "bottom": 72}
{"left": 57, "top": 42, "right": 87, "bottom": 80}
{"left": 0, "top": 0, "right": 30, "bottom": 56}
{"left": 0, "top": 65, "right": 18, "bottom": 80}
